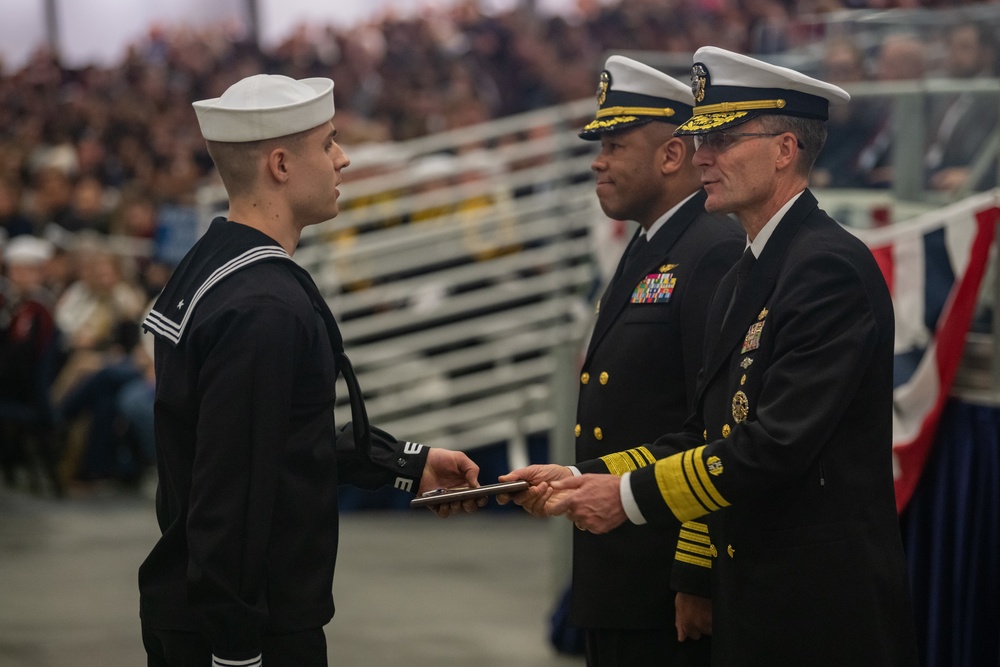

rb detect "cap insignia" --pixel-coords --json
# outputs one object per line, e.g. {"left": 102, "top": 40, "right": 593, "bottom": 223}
{"left": 597, "top": 70, "right": 611, "bottom": 106}
{"left": 691, "top": 63, "right": 708, "bottom": 104}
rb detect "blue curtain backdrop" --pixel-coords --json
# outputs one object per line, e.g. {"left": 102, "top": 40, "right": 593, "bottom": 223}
{"left": 900, "top": 398, "right": 1000, "bottom": 667}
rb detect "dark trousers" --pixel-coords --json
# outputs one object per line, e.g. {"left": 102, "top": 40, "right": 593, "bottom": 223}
{"left": 142, "top": 624, "right": 327, "bottom": 667}
{"left": 585, "top": 627, "right": 711, "bottom": 667}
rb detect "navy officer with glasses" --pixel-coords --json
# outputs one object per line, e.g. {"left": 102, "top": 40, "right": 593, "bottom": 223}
{"left": 512, "top": 47, "right": 920, "bottom": 666}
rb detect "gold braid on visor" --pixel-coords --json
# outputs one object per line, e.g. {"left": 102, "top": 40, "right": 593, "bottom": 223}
{"left": 596, "top": 106, "right": 676, "bottom": 119}
{"left": 693, "top": 99, "right": 786, "bottom": 115}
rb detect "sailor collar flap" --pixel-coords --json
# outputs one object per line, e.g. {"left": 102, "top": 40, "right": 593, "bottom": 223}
{"left": 143, "top": 219, "right": 295, "bottom": 346}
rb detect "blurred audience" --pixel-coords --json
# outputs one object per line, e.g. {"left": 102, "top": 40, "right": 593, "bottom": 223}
{"left": 812, "top": 36, "right": 884, "bottom": 189}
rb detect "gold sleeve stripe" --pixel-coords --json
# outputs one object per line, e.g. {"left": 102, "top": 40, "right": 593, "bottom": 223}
{"left": 677, "top": 542, "right": 714, "bottom": 558}
{"left": 684, "top": 521, "right": 709, "bottom": 533}
{"left": 599, "top": 448, "right": 653, "bottom": 477}
{"left": 600, "top": 452, "right": 632, "bottom": 476}
{"left": 637, "top": 446, "right": 656, "bottom": 465}
{"left": 626, "top": 449, "right": 646, "bottom": 469}
{"left": 682, "top": 450, "right": 722, "bottom": 514}
{"left": 679, "top": 529, "right": 711, "bottom": 545}
{"left": 655, "top": 449, "right": 711, "bottom": 522}
{"left": 674, "top": 551, "right": 712, "bottom": 569}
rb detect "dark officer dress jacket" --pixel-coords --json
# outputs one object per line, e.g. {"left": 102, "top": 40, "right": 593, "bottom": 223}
{"left": 139, "top": 219, "right": 429, "bottom": 662}
{"left": 580, "top": 192, "right": 919, "bottom": 666}
{"left": 572, "top": 190, "right": 742, "bottom": 631}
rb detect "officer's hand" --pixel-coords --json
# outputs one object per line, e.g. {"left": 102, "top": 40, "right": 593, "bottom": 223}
{"left": 676, "top": 592, "right": 712, "bottom": 641}
{"left": 546, "top": 474, "right": 626, "bottom": 533}
{"left": 496, "top": 465, "right": 572, "bottom": 517}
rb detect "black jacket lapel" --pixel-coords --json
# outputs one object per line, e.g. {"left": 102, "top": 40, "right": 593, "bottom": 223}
{"left": 585, "top": 192, "right": 706, "bottom": 363}
{"left": 696, "top": 191, "right": 819, "bottom": 399}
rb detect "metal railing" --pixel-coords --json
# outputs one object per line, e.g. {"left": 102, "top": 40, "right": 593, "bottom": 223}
{"left": 190, "top": 78, "right": 1000, "bottom": 461}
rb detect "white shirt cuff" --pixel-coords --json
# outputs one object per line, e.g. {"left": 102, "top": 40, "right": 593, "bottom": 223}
{"left": 620, "top": 472, "right": 647, "bottom": 525}
{"left": 568, "top": 465, "right": 582, "bottom": 477}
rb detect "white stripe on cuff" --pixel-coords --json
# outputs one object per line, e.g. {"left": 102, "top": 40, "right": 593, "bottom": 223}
{"left": 213, "top": 655, "right": 262, "bottom": 667}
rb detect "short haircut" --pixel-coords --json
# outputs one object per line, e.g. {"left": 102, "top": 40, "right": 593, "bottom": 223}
{"left": 206, "top": 131, "right": 310, "bottom": 197}
{"left": 756, "top": 115, "right": 827, "bottom": 177}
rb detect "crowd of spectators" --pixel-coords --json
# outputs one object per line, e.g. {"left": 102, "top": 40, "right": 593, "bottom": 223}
{"left": 1, "top": 0, "right": 998, "bottom": 494}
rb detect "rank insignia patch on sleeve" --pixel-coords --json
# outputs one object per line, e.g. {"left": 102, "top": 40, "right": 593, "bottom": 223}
{"left": 706, "top": 455, "right": 723, "bottom": 476}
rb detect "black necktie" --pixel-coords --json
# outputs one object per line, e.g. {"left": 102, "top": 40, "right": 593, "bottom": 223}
{"left": 734, "top": 247, "right": 756, "bottom": 298}
{"left": 618, "top": 233, "right": 647, "bottom": 282}
{"left": 724, "top": 247, "right": 755, "bottom": 325}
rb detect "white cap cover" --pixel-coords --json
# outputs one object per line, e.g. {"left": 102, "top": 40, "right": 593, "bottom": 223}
{"left": 193, "top": 74, "right": 335, "bottom": 143}
{"left": 4, "top": 236, "right": 54, "bottom": 265}
{"left": 677, "top": 46, "right": 850, "bottom": 134}
{"left": 580, "top": 55, "right": 695, "bottom": 139}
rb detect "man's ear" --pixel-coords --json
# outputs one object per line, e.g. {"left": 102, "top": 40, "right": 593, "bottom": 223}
{"left": 775, "top": 133, "right": 798, "bottom": 171}
{"left": 267, "top": 147, "right": 291, "bottom": 183}
{"left": 661, "top": 137, "right": 687, "bottom": 175}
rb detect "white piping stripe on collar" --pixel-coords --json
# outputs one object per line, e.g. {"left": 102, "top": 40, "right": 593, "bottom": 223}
{"left": 143, "top": 246, "right": 291, "bottom": 344}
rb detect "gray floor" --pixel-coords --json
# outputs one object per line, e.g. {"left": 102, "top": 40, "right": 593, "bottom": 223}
{"left": 0, "top": 485, "right": 585, "bottom": 666}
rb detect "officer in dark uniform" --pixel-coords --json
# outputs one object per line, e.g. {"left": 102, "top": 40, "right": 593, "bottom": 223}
{"left": 501, "top": 55, "right": 742, "bottom": 666}
{"left": 539, "top": 48, "right": 920, "bottom": 666}
{"left": 138, "top": 74, "right": 483, "bottom": 667}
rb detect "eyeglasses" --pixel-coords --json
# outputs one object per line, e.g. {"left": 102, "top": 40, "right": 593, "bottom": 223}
{"left": 693, "top": 131, "right": 804, "bottom": 152}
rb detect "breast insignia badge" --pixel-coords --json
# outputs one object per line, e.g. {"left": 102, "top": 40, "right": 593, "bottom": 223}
{"left": 732, "top": 391, "right": 749, "bottom": 423}
{"left": 741, "top": 321, "right": 764, "bottom": 354}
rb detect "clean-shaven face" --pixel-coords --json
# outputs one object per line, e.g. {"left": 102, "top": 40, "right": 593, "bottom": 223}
{"left": 591, "top": 125, "right": 665, "bottom": 228}
{"left": 290, "top": 121, "right": 351, "bottom": 226}
{"left": 692, "top": 120, "right": 783, "bottom": 219}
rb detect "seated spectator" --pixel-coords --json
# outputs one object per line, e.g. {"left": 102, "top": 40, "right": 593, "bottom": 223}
{"left": 57, "top": 319, "right": 153, "bottom": 486}
{"left": 0, "top": 236, "right": 59, "bottom": 485}
{"left": 59, "top": 176, "right": 112, "bottom": 234}
{"left": 813, "top": 37, "right": 884, "bottom": 189}
{"left": 0, "top": 236, "right": 58, "bottom": 404}
{"left": 855, "top": 32, "right": 928, "bottom": 188}
{"left": 925, "top": 22, "right": 999, "bottom": 193}
{"left": 0, "top": 178, "right": 35, "bottom": 239}
{"left": 25, "top": 167, "right": 77, "bottom": 231}
{"left": 51, "top": 235, "right": 145, "bottom": 402}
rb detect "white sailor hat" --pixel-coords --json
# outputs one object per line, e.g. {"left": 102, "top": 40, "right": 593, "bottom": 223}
{"left": 4, "top": 235, "right": 54, "bottom": 266}
{"left": 579, "top": 55, "right": 695, "bottom": 140}
{"left": 676, "top": 46, "right": 850, "bottom": 135}
{"left": 193, "top": 74, "right": 335, "bottom": 143}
